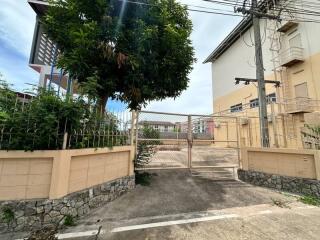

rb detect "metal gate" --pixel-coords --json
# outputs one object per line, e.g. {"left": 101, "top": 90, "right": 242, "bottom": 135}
{"left": 134, "top": 111, "right": 240, "bottom": 178}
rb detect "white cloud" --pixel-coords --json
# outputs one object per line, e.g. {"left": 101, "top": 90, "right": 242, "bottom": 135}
{"left": 0, "top": 0, "right": 38, "bottom": 89}
{"left": 0, "top": 0, "right": 36, "bottom": 57}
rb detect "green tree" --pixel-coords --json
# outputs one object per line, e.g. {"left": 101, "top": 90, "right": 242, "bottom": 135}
{"left": 42, "top": 0, "right": 195, "bottom": 111}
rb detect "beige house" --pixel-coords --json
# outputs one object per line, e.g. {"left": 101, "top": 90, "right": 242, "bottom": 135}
{"left": 204, "top": 4, "right": 320, "bottom": 149}
{"left": 138, "top": 120, "right": 176, "bottom": 132}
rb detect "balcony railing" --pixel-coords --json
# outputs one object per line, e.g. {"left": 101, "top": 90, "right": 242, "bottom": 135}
{"left": 282, "top": 97, "right": 320, "bottom": 113}
{"left": 278, "top": 47, "right": 304, "bottom": 67}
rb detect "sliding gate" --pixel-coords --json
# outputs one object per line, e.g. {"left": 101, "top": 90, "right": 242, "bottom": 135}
{"left": 135, "top": 111, "right": 240, "bottom": 178}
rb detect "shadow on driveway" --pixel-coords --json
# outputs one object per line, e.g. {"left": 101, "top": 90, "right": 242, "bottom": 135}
{"left": 82, "top": 169, "right": 290, "bottom": 224}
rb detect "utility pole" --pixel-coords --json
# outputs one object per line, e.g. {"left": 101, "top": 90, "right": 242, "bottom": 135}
{"left": 252, "top": 0, "right": 269, "bottom": 147}
{"left": 235, "top": 0, "right": 280, "bottom": 147}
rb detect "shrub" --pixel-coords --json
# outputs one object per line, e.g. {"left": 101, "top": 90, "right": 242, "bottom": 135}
{"left": 134, "top": 125, "right": 160, "bottom": 168}
{"left": 0, "top": 80, "right": 125, "bottom": 151}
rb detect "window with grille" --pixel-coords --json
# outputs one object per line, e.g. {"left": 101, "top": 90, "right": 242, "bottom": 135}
{"left": 267, "top": 93, "right": 277, "bottom": 104}
{"left": 230, "top": 103, "right": 242, "bottom": 112}
{"left": 250, "top": 98, "right": 259, "bottom": 108}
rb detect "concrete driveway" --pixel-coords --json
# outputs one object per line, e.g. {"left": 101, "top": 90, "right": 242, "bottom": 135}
{"left": 75, "top": 170, "right": 290, "bottom": 222}
{"left": 55, "top": 169, "right": 320, "bottom": 240}
{"left": 4, "top": 170, "right": 320, "bottom": 240}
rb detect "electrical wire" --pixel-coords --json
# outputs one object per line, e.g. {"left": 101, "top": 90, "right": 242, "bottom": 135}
{"left": 118, "top": 0, "right": 320, "bottom": 23}
{"left": 118, "top": 0, "right": 244, "bottom": 17}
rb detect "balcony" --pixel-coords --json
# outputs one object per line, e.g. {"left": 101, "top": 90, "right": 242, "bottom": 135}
{"left": 277, "top": 21, "right": 299, "bottom": 33}
{"left": 279, "top": 47, "right": 304, "bottom": 67}
{"left": 283, "top": 98, "right": 320, "bottom": 114}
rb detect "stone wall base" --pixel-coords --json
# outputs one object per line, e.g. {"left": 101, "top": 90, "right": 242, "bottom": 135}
{"left": 0, "top": 175, "right": 135, "bottom": 233}
{"left": 238, "top": 169, "right": 320, "bottom": 198}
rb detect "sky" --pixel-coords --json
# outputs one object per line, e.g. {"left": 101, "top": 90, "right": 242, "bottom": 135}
{"left": 0, "top": 0, "right": 242, "bottom": 114}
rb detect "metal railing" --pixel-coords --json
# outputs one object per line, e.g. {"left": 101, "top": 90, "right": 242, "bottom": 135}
{"left": 280, "top": 97, "right": 320, "bottom": 113}
{"left": 301, "top": 126, "right": 320, "bottom": 150}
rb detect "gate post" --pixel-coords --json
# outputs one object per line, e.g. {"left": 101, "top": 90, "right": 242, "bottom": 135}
{"left": 187, "top": 115, "right": 192, "bottom": 169}
{"left": 134, "top": 111, "right": 139, "bottom": 160}
{"left": 236, "top": 117, "right": 241, "bottom": 168}
{"left": 130, "top": 111, "right": 136, "bottom": 146}
{"left": 271, "top": 102, "right": 279, "bottom": 148}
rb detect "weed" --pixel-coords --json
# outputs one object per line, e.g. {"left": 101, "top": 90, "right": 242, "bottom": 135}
{"left": 1, "top": 207, "right": 14, "bottom": 223}
{"left": 63, "top": 215, "right": 75, "bottom": 226}
{"left": 271, "top": 198, "right": 290, "bottom": 208}
{"left": 300, "top": 195, "right": 320, "bottom": 206}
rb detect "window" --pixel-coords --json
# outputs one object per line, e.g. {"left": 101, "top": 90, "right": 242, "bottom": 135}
{"left": 154, "top": 125, "right": 159, "bottom": 129}
{"left": 267, "top": 93, "right": 277, "bottom": 104}
{"left": 164, "top": 126, "right": 168, "bottom": 132}
{"left": 295, "top": 82, "right": 308, "bottom": 98}
{"left": 230, "top": 103, "right": 242, "bottom": 113}
{"left": 250, "top": 98, "right": 259, "bottom": 108}
{"left": 250, "top": 94, "right": 276, "bottom": 107}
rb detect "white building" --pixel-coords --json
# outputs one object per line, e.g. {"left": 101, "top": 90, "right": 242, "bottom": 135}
{"left": 204, "top": 0, "right": 320, "bottom": 148}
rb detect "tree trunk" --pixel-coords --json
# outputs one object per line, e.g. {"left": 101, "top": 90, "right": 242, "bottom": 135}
{"left": 98, "top": 95, "right": 108, "bottom": 115}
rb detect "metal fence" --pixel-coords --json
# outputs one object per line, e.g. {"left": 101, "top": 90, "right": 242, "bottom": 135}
{"left": 0, "top": 92, "right": 132, "bottom": 150}
{"left": 136, "top": 111, "right": 189, "bottom": 169}
{"left": 135, "top": 110, "right": 240, "bottom": 179}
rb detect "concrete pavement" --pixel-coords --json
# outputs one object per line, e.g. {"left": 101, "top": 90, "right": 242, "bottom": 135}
{"left": 59, "top": 170, "right": 319, "bottom": 240}
{"left": 3, "top": 170, "right": 320, "bottom": 240}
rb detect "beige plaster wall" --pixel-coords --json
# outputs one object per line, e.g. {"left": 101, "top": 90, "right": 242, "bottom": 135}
{"left": 0, "top": 146, "right": 134, "bottom": 201}
{"left": 241, "top": 147, "right": 320, "bottom": 180}
{"left": 0, "top": 158, "right": 53, "bottom": 200}
{"left": 68, "top": 151, "right": 130, "bottom": 193}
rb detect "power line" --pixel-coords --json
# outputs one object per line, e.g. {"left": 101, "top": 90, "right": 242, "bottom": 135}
{"left": 201, "top": 0, "right": 320, "bottom": 22}
{"left": 117, "top": 0, "right": 320, "bottom": 23}
{"left": 118, "top": 0, "right": 245, "bottom": 17}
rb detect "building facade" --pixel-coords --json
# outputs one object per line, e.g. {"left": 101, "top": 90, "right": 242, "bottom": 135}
{"left": 28, "top": 0, "right": 74, "bottom": 93}
{"left": 138, "top": 121, "right": 176, "bottom": 133}
{"left": 204, "top": 1, "right": 320, "bottom": 149}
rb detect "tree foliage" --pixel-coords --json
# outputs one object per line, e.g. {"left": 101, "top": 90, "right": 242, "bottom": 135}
{"left": 42, "top": 0, "right": 195, "bottom": 110}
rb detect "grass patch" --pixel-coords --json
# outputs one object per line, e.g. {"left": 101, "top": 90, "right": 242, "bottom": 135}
{"left": 300, "top": 195, "right": 320, "bottom": 206}
{"left": 63, "top": 215, "right": 75, "bottom": 226}
{"left": 135, "top": 172, "right": 154, "bottom": 186}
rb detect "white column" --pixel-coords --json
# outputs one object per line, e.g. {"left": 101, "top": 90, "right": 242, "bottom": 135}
{"left": 38, "top": 67, "right": 47, "bottom": 88}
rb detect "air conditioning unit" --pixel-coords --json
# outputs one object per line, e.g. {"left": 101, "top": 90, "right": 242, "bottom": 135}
{"left": 268, "top": 115, "right": 273, "bottom": 123}
{"left": 240, "top": 118, "right": 249, "bottom": 125}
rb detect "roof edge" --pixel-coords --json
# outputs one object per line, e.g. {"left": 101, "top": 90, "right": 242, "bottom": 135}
{"left": 204, "top": 0, "right": 277, "bottom": 64}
